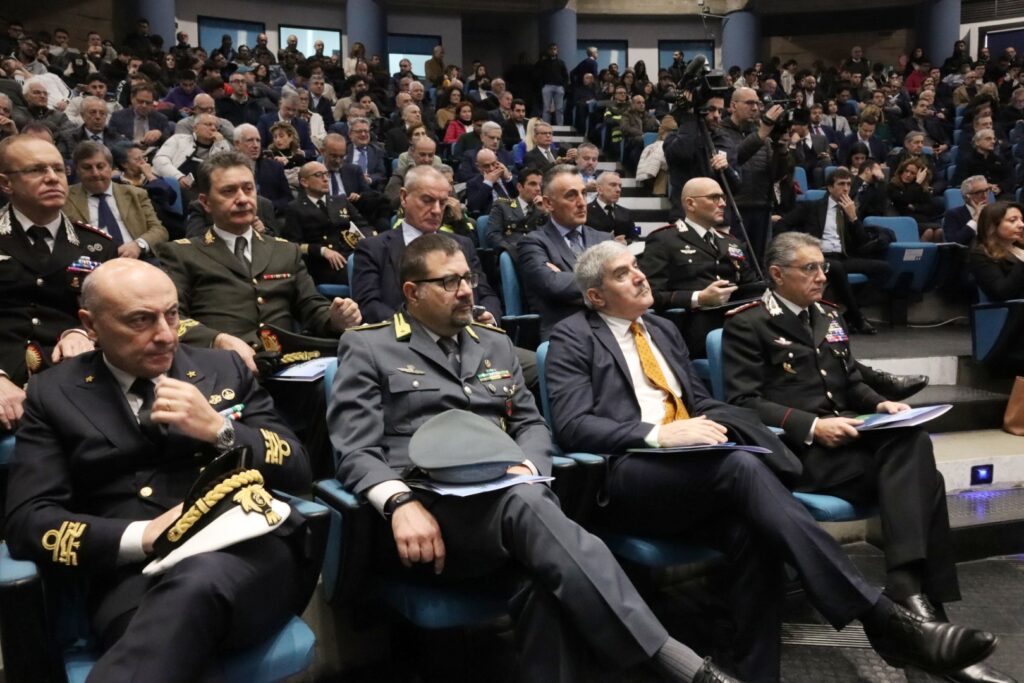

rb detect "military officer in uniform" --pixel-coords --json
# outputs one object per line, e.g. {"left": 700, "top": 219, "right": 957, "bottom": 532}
{"left": 640, "top": 177, "right": 765, "bottom": 356}
{"left": 330, "top": 231, "right": 733, "bottom": 683}
{"left": 5, "top": 258, "right": 312, "bottom": 683}
{"left": 155, "top": 151, "right": 362, "bottom": 373}
{"left": 0, "top": 135, "right": 115, "bottom": 431}
{"left": 283, "top": 161, "right": 375, "bottom": 286}
{"left": 722, "top": 232, "right": 1010, "bottom": 683}
{"left": 485, "top": 166, "right": 547, "bottom": 257}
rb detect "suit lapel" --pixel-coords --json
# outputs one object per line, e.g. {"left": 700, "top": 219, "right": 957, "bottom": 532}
{"left": 587, "top": 311, "right": 634, "bottom": 391}
{"left": 66, "top": 187, "right": 90, "bottom": 225}
{"left": 62, "top": 355, "right": 139, "bottom": 453}
{"left": 542, "top": 221, "right": 577, "bottom": 269}
{"left": 112, "top": 185, "right": 140, "bottom": 240}
{"left": 770, "top": 295, "right": 814, "bottom": 344}
{"left": 249, "top": 231, "right": 272, "bottom": 277}
{"left": 679, "top": 225, "right": 716, "bottom": 258}
{"left": 809, "top": 304, "right": 832, "bottom": 347}
{"left": 385, "top": 229, "right": 406, "bottom": 278}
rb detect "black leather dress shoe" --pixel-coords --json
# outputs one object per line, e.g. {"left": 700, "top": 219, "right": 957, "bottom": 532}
{"left": 692, "top": 657, "right": 743, "bottom": 683}
{"left": 864, "top": 602, "right": 997, "bottom": 675}
{"left": 866, "top": 370, "right": 930, "bottom": 401}
{"left": 896, "top": 595, "right": 1016, "bottom": 683}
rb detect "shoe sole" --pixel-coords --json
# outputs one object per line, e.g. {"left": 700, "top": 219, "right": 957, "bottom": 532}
{"left": 880, "top": 636, "right": 999, "bottom": 676}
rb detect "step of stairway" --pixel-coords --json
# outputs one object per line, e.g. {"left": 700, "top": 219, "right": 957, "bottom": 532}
{"left": 551, "top": 125, "right": 575, "bottom": 133}
{"left": 595, "top": 161, "right": 622, "bottom": 171}
{"left": 909, "top": 384, "right": 1008, "bottom": 432}
{"left": 933, "top": 429, "right": 1024, "bottom": 488}
{"left": 553, "top": 135, "right": 584, "bottom": 144}
{"left": 618, "top": 197, "right": 672, "bottom": 211}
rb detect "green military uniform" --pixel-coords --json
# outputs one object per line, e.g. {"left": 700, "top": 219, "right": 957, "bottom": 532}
{"left": 485, "top": 196, "right": 546, "bottom": 253}
{"left": 156, "top": 228, "right": 337, "bottom": 350}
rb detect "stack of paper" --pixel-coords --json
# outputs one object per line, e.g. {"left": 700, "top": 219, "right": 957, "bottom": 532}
{"left": 271, "top": 357, "right": 336, "bottom": 382}
{"left": 855, "top": 404, "right": 953, "bottom": 431}
{"left": 409, "top": 473, "right": 554, "bottom": 498}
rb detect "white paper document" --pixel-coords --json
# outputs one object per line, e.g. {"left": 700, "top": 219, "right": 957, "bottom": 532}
{"left": 409, "top": 473, "right": 554, "bottom": 497}
{"left": 855, "top": 404, "right": 952, "bottom": 431}
{"left": 270, "top": 357, "right": 335, "bottom": 381}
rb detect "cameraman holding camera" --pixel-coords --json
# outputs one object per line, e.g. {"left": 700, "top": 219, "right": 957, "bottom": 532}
{"left": 663, "top": 92, "right": 735, "bottom": 218}
{"left": 711, "top": 87, "right": 790, "bottom": 260}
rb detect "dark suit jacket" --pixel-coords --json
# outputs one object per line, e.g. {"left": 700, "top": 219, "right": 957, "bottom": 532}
{"left": 968, "top": 247, "right": 1024, "bottom": 302}
{"left": 310, "top": 97, "right": 335, "bottom": 126}
{"left": 942, "top": 206, "right": 976, "bottom": 247}
{"left": 352, "top": 227, "right": 501, "bottom": 324}
{"left": 57, "top": 126, "right": 127, "bottom": 161}
{"left": 585, "top": 200, "right": 636, "bottom": 239}
{"left": 384, "top": 125, "right": 412, "bottom": 157}
{"left": 465, "top": 174, "right": 519, "bottom": 217}
{"left": 254, "top": 157, "right": 293, "bottom": 213}
{"left": 216, "top": 96, "right": 265, "bottom": 127}
{"left": 502, "top": 118, "right": 528, "bottom": 150}
{"left": 545, "top": 310, "right": 800, "bottom": 480}
{"left": 345, "top": 143, "right": 387, "bottom": 189}
{"left": 455, "top": 148, "right": 515, "bottom": 184}
{"left": 108, "top": 108, "right": 173, "bottom": 146}
{"left": 895, "top": 115, "right": 949, "bottom": 147}
{"left": 5, "top": 345, "right": 309, "bottom": 573}
{"left": 838, "top": 133, "right": 887, "bottom": 164}
{"left": 517, "top": 221, "right": 611, "bottom": 339}
{"left": 774, "top": 196, "right": 874, "bottom": 256}
{"left": 521, "top": 146, "right": 560, "bottom": 174}
{"left": 257, "top": 113, "right": 317, "bottom": 159}
{"left": 324, "top": 163, "right": 371, "bottom": 197}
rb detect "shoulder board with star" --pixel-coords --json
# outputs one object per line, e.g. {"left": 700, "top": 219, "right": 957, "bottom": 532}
{"left": 173, "top": 238, "right": 191, "bottom": 244}
{"left": 470, "top": 321, "right": 506, "bottom": 334}
{"left": 72, "top": 220, "right": 113, "bottom": 240}
{"left": 346, "top": 321, "right": 390, "bottom": 331}
{"left": 725, "top": 301, "right": 761, "bottom": 317}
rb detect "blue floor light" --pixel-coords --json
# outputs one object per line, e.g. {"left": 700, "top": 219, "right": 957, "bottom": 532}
{"left": 970, "top": 464, "right": 994, "bottom": 486}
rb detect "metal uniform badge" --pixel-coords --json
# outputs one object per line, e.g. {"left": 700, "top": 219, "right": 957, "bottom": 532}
{"left": 221, "top": 388, "right": 236, "bottom": 401}
{"left": 24, "top": 341, "right": 44, "bottom": 374}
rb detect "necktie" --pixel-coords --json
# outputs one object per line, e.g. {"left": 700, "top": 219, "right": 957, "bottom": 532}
{"left": 437, "top": 336, "right": 460, "bottom": 375}
{"left": 566, "top": 228, "right": 584, "bottom": 257}
{"left": 91, "top": 133, "right": 103, "bottom": 142}
{"left": 26, "top": 225, "right": 51, "bottom": 258}
{"left": 330, "top": 171, "right": 344, "bottom": 197}
{"left": 630, "top": 321, "right": 689, "bottom": 424}
{"left": 704, "top": 230, "right": 716, "bottom": 251}
{"left": 93, "top": 193, "right": 124, "bottom": 246}
{"left": 835, "top": 206, "right": 847, "bottom": 254}
{"left": 130, "top": 377, "right": 163, "bottom": 442}
{"left": 798, "top": 309, "right": 813, "bottom": 336}
{"left": 233, "top": 236, "right": 250, "bottom": 272}
{"left": 357, "top": 147, "right": 368, "bottom": 173}
{"left": 544, "top": 148, "right": 554, "bottom": 163}
{"left": 133, "top": 116, "right": 147, "bottom": 142}
{"left": 813, "top": 125, "right": 822, "bottom": 137}
{"left": 606, "top": 204, "right": 615, "bottom": 220}
{"left": 316, "top": 199, "right": 328, "bottom": 214}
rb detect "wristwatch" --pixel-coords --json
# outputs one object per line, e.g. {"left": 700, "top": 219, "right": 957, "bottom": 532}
{"left": 215, "top": 416, "right": 236, "bottom": 451}
{"left": 383, "top": 491, "right": 416, "bottom": 520}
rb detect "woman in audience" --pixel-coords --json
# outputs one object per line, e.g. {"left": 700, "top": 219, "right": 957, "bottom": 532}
{"left": 344, "top": 42, "right": 365, "bottom": 78}
{"left": 442, "top": 100, "right": 474, "bottom": 143}
{"left": 843, "top": 141, "right": 871, "bottom": 169}
{"left": 956, "top": 128, "right": 1012, "bottom": 198}
{"left": 824, "top": 98, "right": 852, "bottom": 138}
{"left": 888, "top": 158, "right": 945, "bottom": 241}
{"left": 635, "top": 115, "right": 677, "bottom": 195}
{"left": 161, "top": 53, "right": 177, "bottom": 84}
{"left": 267, "top": 121, "right": 305, "bottom": 187}
{"left": 620, "top": 69, "right": 638, "bottom": 95}
{"left": 435, "top": 87, "right": 463, "bottom": 131}
{"left": 969, "top": 201, "right": 1024, "bottom": 301}
{"left": 633, "top": 60, "right": 650, "bottom": 86}
{"left": 111, "top": 142, "right": 184, "bottom": 237}
{"left": 253, "top": 63, "right": 271, "bottom": 85}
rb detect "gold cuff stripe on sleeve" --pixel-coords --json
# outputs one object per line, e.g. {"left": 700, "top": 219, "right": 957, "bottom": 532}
{"left": 41, "top": 520, "right": 87, "bottom": 566}
{"left": 261, "top": 428, "right": 292, "bottom": 465}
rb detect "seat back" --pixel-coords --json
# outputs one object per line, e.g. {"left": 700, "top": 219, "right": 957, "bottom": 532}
{"left": 475, "top": 215, "right": 490, "bottom": 245}
{"left": 642, "top": 131, "right": 658, "bottom": 147}
{"left": 864, "top": 215, "right": 917, "bottom": 242}
{"left": 499, "top": 251, "right": 526, "bottom": 316}
{"left": 798, "top": 189, "right": 826, "bottom": 202}
{"left": 536, "top": 341, "right": 553, "bottom": 424}
{"left": 704, "top": 328, "right": 726, "bottom": 401}
{"left": 944, "top": 188, "right": 965, "bottom": 210}
{"left": 864, "top": 216, "right": 939, "bottom": 293}
{"left": 793, "top": 166, "right": 809, "bottom": 195}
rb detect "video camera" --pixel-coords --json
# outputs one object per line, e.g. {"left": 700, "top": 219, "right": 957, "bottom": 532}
{"left": 673, "top": 54, "right": 730, "bottom": 115}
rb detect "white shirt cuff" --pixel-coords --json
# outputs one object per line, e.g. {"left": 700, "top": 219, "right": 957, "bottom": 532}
{"left": 691, "top": 291, "right": 701, "bottom": 309}
{"left": 118, "top": 520, "right": 149, "bottom": 565}
{"left": 644, "top": 424, "right": 661, "bottom": 447}
{"left": 967, "top": 219, "right": 978, "bottom": 232}
{"left": 366, "top": 480, "right": 413, "bottom": 515}
{"left": 805, "top": 418, "right": 818, "bottom": 446}
{"left": 522, "top": 459, "right": 539, "bottom": 476}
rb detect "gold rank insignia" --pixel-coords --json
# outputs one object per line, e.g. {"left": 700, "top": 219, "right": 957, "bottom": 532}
{"left": 484, "top": 359, "right": 492, "bottom": 369}
{"left": 234, "top": 484, "right": 282, "bottom": 526}
{"left": 259, "top": 327, "right": 282, "bottom": 352}
{"left": 209, "top": 394, "right": 223, "bottom": 405}
{"left": 343, "top": 231, "right": 361, "bottom": 249}
{"left": 177, "top": 318, "right": 199, "bottom": 338}
{"left": 203, "top": 230, "right": 215, "bottom": 245}
{"left": 24, "top": 342, "right": 43, "bottom": 374}
{"left": 221, "top": 388, "right": 236, "bottom": 401}
{"left": 174, "top": 238, "right": 190, "bottom": 244}
{"left": 186, "top": 370, "right": 197, "bottom": 378}
{"left": 41, "top": 520, "right": 87, "bottom": 566}
{"left": 261, "top": 428, "right": 292, "bottom": 465}
{"left": 393, "top": 312, "right": 412, "bottom": 340}
{"left": 84, "top": 375, "right": 94, "bottom": 383}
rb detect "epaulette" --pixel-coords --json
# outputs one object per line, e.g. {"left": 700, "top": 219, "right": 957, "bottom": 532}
{"left": 274, "top": 237, "right": 289, "bottom": 243}
{"left": 72, "top": 220, "right": 113, "bottom": 240}
{"left": 496, "top": 196, "right": 515, "bottom": 204}
{"left": 817, "top": 298, "right": 840, "bottom": 308}
{"left": 346, "top": 321, "right": 389, "bottom": 331}
{"left": 647, "top": 223, "right": 675, "bottom": 236}
{"left": 725, "top": 301, "right": 761, "bottom": 317}
{"left": 174, "top": 238, "right": 191, "bottom": 244}
{"left": 470, "top": 321, "right": 506, "bottom": 334}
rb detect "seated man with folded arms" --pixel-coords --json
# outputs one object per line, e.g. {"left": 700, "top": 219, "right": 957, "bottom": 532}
{"left": 544, "top": 239, "right": 998, "bottom": 683}
{"left": 331, "top": 231, "right": 737, "bottom": 683}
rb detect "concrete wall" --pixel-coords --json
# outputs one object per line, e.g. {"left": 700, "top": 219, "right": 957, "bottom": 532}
{"left": 2, "top": 1, "right": 114, "bottom": 48}
{"left": 387, "top": 12, "right": 463, "bottom": 69}
{"left": 767, "top": 29, "right": 913, "bottom": 71}
{"left": 576, "top": 16, "right": 722, "bottom": 73}
{"left": 175, "top": 0, "right": 345, "bottom": 53}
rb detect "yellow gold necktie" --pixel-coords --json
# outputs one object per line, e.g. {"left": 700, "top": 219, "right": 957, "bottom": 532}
{"left": 630, "top": 322, "right": 689, "bottom": 424}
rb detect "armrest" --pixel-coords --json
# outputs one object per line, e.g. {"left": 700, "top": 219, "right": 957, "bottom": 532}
{"left": 558, "top": 452, "right": 606, "bottom": 525}
{"left": 312, "top": 479, "right": 374, "bottom": 606}
{"left": 0, "top": 542, "right": 63, "bottom": 683}
{"left": 273, "top": 492, "right": 330, "bottom": 613}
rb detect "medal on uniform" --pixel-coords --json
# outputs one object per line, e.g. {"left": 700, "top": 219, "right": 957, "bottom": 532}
{"left": 825, "top": 320, "right": 848, "bottom": 343}
{"left": 24, "top": 341, "right": 44, "bottom": 375}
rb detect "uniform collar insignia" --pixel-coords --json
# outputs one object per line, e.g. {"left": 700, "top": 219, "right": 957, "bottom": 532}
{"left": 393, "top": 312, "right": 412, "bottom": 340}
{"left": 465, "top": 325, "right": 479, "bottom": 341}
{"left": 814, "top": 302, "right": 826, "bottom": 315}
{"left": 203, "top": 230, "right": 215, "bottom": 245}
{"left": 675, "top": 219, "right": 688, "bottom": 232}
{"left": 186, "top": 370, "right": 197, "bottom": 378}
{"left": 762, "top": 289, "right": 783, "bottom": 317}
{"left": 0, "top": 207, "right": 77, "bottom": 245}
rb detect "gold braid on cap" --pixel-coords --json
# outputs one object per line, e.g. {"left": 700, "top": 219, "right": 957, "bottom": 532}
{"left": 164, "top": 469, "right": 266, "bottom": 543}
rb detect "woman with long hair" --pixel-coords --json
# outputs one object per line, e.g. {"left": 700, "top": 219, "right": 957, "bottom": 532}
{"left": 435, "top": 87, "right": 463, "bottom": 131}
{"left": 888, "top": 158, "right": 945, "bottom": 241}
{"left": 442, "top": 101, "right": 474, "bottom": 143}
{"left": 969, "top": 201, "right": 1024, "bottom": 301}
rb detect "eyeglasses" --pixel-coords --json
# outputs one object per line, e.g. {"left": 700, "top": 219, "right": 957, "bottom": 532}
{"left": 965, "top": 188, "right": 990, "bottom": 196}
{"left": 738, "top": 100, "right": 762, "bottom": 106}
{"left": 2, "top": 163, "right": 66, "bottom": 178}
{"left": 692, "top": 193, "right": 726, "bottom": 203}
{"left": 783, "top": 261, "right": 830, "bottom": 275}
{"left": 413, "top": 272, "right": 480, "bottom": 292}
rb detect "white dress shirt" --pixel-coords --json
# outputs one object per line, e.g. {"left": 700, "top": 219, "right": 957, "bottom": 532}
{"left": 12, "top": 208, "right": 61, "bottom": 251}
{"left": 821, "top": 197, "right": 843, "bottom": 254}
{"left": 213, "top": 225, "right": 253, "bottom": 261}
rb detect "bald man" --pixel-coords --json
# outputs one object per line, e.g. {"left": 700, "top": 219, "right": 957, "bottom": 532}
{"left": 466, "top": 147, "right": 518, "bottom": 216}
{"left": 5, "top": 258, "right": 312, "bottom": 683}
{"left": 585, "top": 172, "right": 637, "bottom": 240}
{"left": 174, "top": 92, "right": 235, "bottom": 141}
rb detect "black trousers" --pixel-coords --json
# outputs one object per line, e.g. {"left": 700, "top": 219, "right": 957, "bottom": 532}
{"left": 88, "top": 531, "right": 304, "bottom": 683}
{"left": 823, "top": 253, "right": 892, "bottom": 326}
{"left": 807, "top": 427, "right": 961, "bottom": 605}
{"left": 375, "top": 484, "right": 669, "bottom": 682}
{"left": 597, "top": 449, "right": 881, "bottom": 683}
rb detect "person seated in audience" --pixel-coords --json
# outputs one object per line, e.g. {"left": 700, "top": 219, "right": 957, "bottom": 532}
{"left": 385, "top": 134, "right": 441, "bottom": 210}
{"left": 546, "top": 238, "right": 997, "bottom": 683}
{"left": 518, "top": 165, "right": 612, "bottom": 339}
{"left": 523, "top": 120, "right": 575, "bottom": 173}
{"left": 851, "top": 159, "right": 891, "bottom": 220}
{"left": 4, "top": 257, "right": 313, "bottom": 683}
{"left": 839, "top": 115, "right": 888, "bottom": 165}
{"left": 442, "top": 101, "right": 474, "bottom": 144}
{"left": 109, "top": 83, "right": 173, "bottom": 148}
{"left": 344, "top": 116, "right": 386, "bottom": 189}
{"left": 333, "top": 232, "right": 731, "bottom": 683}
{"left": 955, "top": 129, "right": 1012, "bottom": 199}
{"left": 719, "top": 232, "right": 1005, "bottom": 683}
{"left": 619, "top": 93, "right": 660, "bottom": 174}
{"left": 257, "top": 93, "right": 317, "bottom": 160}
{"left": 156, "top": 151, "right": 361, "bottom": 373}
{"left": 385, "top": 103, "right": 427, "bottom": 158}
{"left": 57, "top": 95, "right": 127, "bottom": 161}
{"left": 888, "top": 158, "right": 945, "bottom": 241}
{"left": 501, "top": 98, "right": 528, "bottom": 150}
{"left": 486, "top": 166, "right": 547, "bottom": 255}
{"left": 788, "top": 108, "right": 833, "bottom": 188}
{"left": 0, "top": 135, "right": 116, "bottom": 431}
{"left": 774, "top": 167, "right": 891, "bottom": 334}
{"left": 13, "top": 77, "right": 71, "bottom": 137}
{"left": 456, "top": 120, "right": 515, "bottom": 183}
{"left": 153, "top": 112, "right": 232, "bottom": 204}
{"left": 64, "top": 140, "right": 168, "bottom": 259}
{"left": 174, "top": 93, "right": 234, "bottom": 141}
{"left": 896, "top": 96, "right": 951, "bottom": 160}
{"left": 435, "top": 87, "right": 464, "bottom": 132}
{"left": 161, "top": 69, "right": 202, "bottom": 112}
{"left": 64, "top": 74, "right": 121, "bottom": 128}
{"left": 635, "top": 115, "right": 677, "bottom": 197}
{"left": 320, "top": 133, "right": 381, "bottom": 223}
{"left": 265, "top": 121, "right": 306, "bottom": 188}
{"left": 229, "top": 123, "right": 292, "bottom": 215}
{"left": 844, "top": 142, "right": 872, "bottom": 175}
{"left": 465, "top": 147, "right": 519, "bottom": 218}
{"left": 217, "top": 70, "right": 263, "bottom": 127}
{"left": 968, "top": 201, "right": 1024, "bottom": 301}
{"left": 353, "top": 166, "right": 500, "bottom": 324}
{"left": 295, "top": 88, "right": 328, "bottom": 152}
{"left": 111, "top": 141, "right": 183, "bottom": 236}
{"left": 283, "top": 161, "right": 374, "bottom": 286}
{"left": 586, "top": 172, "right": 636, "bottom": 240}
{"left": 944, "top": 175, "right": 991, "bottom": 247}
